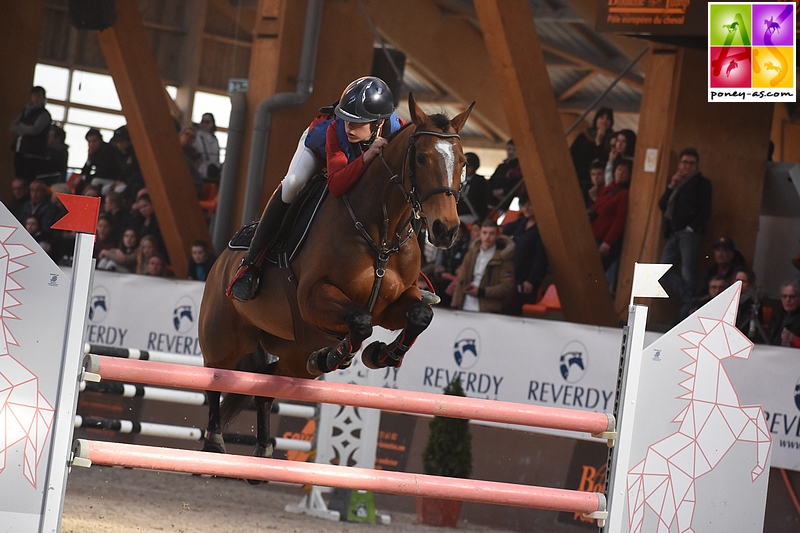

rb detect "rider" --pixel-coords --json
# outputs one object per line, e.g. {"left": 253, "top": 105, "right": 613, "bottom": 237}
{"left": 227, "top": 76, "right": 405, "bottom": 302}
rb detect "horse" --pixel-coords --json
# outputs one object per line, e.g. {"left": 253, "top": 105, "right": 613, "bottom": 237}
{"left": 626, "top": 284, "right": 771, "bottom": 533}
{"left": 198, "top": 94, "right": 473, "bottom": 462}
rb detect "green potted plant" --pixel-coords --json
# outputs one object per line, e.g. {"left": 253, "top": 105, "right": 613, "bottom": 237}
{"left": 417, "top": 377, "right": 473, "bottom": 527}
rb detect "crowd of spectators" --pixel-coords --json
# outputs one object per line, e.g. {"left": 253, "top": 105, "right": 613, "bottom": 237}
{"left": 8, "top": 85, "right": 219, "bottom": 281}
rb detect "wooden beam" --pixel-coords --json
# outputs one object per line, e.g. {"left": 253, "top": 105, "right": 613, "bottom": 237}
{"left": 540, "top": 43, "right": 644, "bottom": 90}
{"left": 0, "top": 0, "right": 46, "bottom": 203}
{"left": 557, "top": 71, "right": 597, "bottom": 102}
{"left": 97, "top": 1, "right": 211, "bottom": 278}
{"left": 362, "top": 0, "right": 511, "bottom": 141}
{"left": 474, "top": 0, "right": 617, "bottom": 327}
{"left": 175, "top": 0, "right": 208, "bottom": 124}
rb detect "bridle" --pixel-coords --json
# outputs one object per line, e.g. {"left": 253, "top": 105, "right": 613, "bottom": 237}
{"left": 341, "top": 126, "right": 462, "bottom": 312}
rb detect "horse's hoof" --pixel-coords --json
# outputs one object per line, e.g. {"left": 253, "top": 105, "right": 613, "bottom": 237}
{"left": 420, "top": 289, "right": 441, "bottom": 306}
{"left": 202, "top": 431, "right": 226, "bottom": 454}
{"left": 254, "top": 441, "right": 274, "bottom": 459}
{"left": 306, "top": 350, "right": 325, "bottom": 376}
{"left": 362, "top": 341, "right": 401, "bottom": 369}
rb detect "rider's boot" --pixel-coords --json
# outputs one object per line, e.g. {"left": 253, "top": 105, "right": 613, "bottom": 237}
{"left": 226, "top": 186, "right": 290, "bottom": 302}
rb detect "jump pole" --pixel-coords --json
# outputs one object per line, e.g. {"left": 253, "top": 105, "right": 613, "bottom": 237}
{"left": 84, "top": 355, "right": 616, "bottom": 442}
{"left": 73, "top": 439, "right": 606, "bottom": 517}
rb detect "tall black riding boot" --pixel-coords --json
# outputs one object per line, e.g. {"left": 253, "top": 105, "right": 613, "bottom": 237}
{"left": 226, "top": 187, "right": 291, "bottom": 302}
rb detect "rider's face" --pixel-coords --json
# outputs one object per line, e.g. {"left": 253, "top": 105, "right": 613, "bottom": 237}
{"left": 344, "top": 121, "right": 374, "bottom": 143}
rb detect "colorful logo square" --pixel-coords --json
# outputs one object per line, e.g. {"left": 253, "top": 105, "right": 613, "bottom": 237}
{"left": 710, "top": 4, "right": 753, "bottom": 46}
{"left": 752, "top": 46, "right": 794, "bottom": 88}
{"left": 752, "top": 3, "right": 794, "bottom": 46}
{"left": 710, "top": 47, "right": 752, "bottom": 88}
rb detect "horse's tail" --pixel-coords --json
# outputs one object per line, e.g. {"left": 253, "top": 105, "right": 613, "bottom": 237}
{"left": 219, "top": 346, "right": 277, "bottom": 427}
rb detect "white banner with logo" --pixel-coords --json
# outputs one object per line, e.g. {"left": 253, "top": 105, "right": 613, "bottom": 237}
{"left": 84, "top": 271, "right": 800, "bottom": 471}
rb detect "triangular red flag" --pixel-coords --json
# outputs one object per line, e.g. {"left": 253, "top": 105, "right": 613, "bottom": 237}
{"left": 51, "top": 194, "right": 101, "bottom": 234}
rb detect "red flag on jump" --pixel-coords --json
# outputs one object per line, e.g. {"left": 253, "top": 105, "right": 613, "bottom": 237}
{"left": 51, "top": 193, "right": 101, "bottom": 234}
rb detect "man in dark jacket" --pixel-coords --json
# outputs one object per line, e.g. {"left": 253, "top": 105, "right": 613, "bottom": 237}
{"left": 10, "top": 86, "right": 52, "bottom": 181}
{"left": 658, "top": 147, "right": 712, "bottom": 315}
{"left": 703, "top": 236, "right": 747, "bottom": 293}
{"left": 457, "top": 152, "right": 489, "bottom": 224}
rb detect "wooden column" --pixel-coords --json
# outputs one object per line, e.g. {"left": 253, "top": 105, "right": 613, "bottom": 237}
{"left": 0, "top": 0, "right": 46, "bottom": 203}
{"left": 474, "top": 0, "right": 617, "bottom": 327}
{"left": 616, "top": 47, "right": 773, "bottom": 321}
{"left": 223, "top": 0, "right": 374, "bottom": 231}
{"left": 97, "top": 1, "right": 211, "bottom": 278}
{"left": 175, "top": 0, "right": 209, "bottom": 125}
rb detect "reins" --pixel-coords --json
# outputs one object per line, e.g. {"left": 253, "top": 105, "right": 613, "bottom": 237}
{"left": 342, "top": 126, "right": 461, "bottom": 312}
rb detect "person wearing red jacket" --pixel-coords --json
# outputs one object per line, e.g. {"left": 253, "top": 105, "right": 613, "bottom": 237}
{"left": 588, "top": 158, "right": 631, "bottom": 293}
{"left": 227, "top": 76, "right": 404, "bottom": 302}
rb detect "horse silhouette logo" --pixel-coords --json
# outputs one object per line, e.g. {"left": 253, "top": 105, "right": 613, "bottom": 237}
{"left": 764, "top": 16, "right": 780, "bottom": 35}
{"left": 172, "top": 296, "right": 197, "bottom": 334}
{"left": 88, "top": 287, "right": 110, "bottom": 323}
{"left": 559, "top": 341, "right": 588, "bottom": 384}
{"left": 794, "top": 377, "right": 800, "bottom": 412}
{"left": 453, "top": 327, "right": 480, "bottom": 370}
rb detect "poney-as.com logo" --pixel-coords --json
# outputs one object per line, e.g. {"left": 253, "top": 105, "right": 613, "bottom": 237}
{"left": 88, "top": 286, "right": 110, "bottom": 323}
{"left": 453, "top": 327, "right": 481, "bottom": 370}
{"left": 559, "top": 341, "right": 588, "bottom": 384}
{"left": 172, "top": 296, "right": 196, "bottom": 334}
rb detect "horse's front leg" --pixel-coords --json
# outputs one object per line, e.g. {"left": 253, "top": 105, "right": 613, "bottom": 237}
{"left": 304, "top": 283, "right": 373, "bottom": 375}
{"left": 363, "top": 293, "right": 433, "bottom": 370}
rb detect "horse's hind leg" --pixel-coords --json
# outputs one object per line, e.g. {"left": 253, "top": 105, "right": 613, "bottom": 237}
{"left": 307, "top": 309, "right": 373, "bottom": 374}
{"left": 364, "top": 299, "right": 433, "bottom": 369}
{"left": 245, "top": 395, "right": 275, "bottom": 485}
{"left": 203, "top": 390, "right": 226, "bottom": 454}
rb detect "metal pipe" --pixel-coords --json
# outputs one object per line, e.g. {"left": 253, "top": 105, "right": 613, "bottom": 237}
{"left": 213, "top": 91, "right": 248, "bottom": 253}
{"left": 565, "top": 46, "right": 649, "bottom": 137}
{"left": 242, "top": 0, "right": 324, "bottom": 224}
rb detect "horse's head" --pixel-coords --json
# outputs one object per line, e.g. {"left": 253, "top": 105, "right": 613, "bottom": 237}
{"left": 406, "top": 93, "right": 474, "bottom": 248}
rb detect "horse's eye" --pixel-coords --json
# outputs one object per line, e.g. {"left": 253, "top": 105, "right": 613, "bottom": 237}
{"left": 416, "top": 153, "right": 426, "bottom": 165}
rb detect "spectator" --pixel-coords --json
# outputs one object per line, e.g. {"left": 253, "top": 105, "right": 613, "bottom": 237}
{"left": 81, "top": 128, "right": 123, "bottom": 194}
{"left": 129, "top": 194, "right": 164, "bottom": 254}
{"left": 20, "top": 179, "right": 57, "bottom": 231}
{"left": 111, "top": 126, "right": 144, "bottom": 200}
{"left": 24, "top": 215, "right": 53, "bottom": 258}
{"left": 458, "top": 152, "right": 489, "bottom": 224}
{"left": 766, "top": 278, "right": 800, "bottom": 347}
{"left": 451, "top": 219, "right": 515, "bottom": 313}
{"left": 422, "top": 222, "right": 472, "bottom": 307}
{"left": 10, "top": 86, "right": 52, "bottom": 181}
{"left": 179, "top": 126, "right": 204, "bottom": 198}
{"left": 103, "top": 191, "right": 130, "bottom": 243}
{"left": 587, "top": 159, "right": 606, "bottom": 204}
{"left": 501, "top": 195, "right": 548, "bottom": 316}
{"left": 658, "top": 147, "right": 712, "bottom": 318}
{"left": 193, "top": 113, "right": 221, "bottom": 182}
{"left": 49, "top": 182, "right": 72, "bottom": 261}
{"left": 589, "top": 158, "right": 631, "bottom": 293}
{"left": 603, "top": 129, "right": 636, "bottom": 186}
{"left": 40, "top": 124, "right": 69, "bottom": 184}
{"left": 144, "top": 253, "right": 169, "bottom": 277}
{"left": 136, "top": 235, "right": 159, "bottom": 274}
{"left": 187, "top": 240, "right": 216, "bottom": 281}
{"left": 688, "top": 274, "right": 727, "bottom": 315}
{"left": 487, "top": 140, "right": 522, "bottom": 212}
{"left": 92, "top": 214, "right": 116, "bottom": 260}
{"left": 97, "top": 228, "right": 140, "bottom": 273}
{"left": 570, "top": 107, "right": 614, "bottom": 207}
{"left": 703, "top": 236, "right": 747, "bottom": 294}
{"left": 9, "top": 178, "right": 29, "bottom": 223}
{"left": 733, "top": 269, "right": 763, "bottom": 342}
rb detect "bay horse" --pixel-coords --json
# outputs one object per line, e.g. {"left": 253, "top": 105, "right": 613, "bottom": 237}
{"left": 198, "top": 94, "right": 473, "bottom": 461}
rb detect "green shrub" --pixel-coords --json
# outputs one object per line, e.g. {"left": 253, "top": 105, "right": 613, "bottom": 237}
{"left": 422, "top": 377, "right": 472, "bottom": 478}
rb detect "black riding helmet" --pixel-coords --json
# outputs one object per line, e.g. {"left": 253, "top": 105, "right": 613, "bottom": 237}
{"left": 334, "top": 76, "right": 395, "bottom": 123}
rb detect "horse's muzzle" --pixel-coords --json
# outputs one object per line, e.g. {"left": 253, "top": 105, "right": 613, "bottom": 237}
{"left": 430, "top": 219, "right": 459, "bottom": 248}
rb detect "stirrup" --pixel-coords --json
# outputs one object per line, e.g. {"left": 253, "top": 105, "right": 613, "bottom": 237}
{"left": 226, "top": 261, "right": 261, "bottom": 302}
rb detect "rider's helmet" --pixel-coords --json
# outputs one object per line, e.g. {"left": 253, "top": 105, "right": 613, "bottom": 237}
{"left": 334, "top": 76, "right": 395, "bottom": 123}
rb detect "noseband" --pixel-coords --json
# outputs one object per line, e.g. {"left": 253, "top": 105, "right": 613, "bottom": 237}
{"left": 341, "top": 126, "right": 461, "bottom": 312}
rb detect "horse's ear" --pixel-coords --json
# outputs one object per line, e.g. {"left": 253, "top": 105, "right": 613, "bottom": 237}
{"left": 450, "top": 102, "right": 475, "bottom": 134}
{"left": 408, "top": 92, "right": 428, "bottom": 127}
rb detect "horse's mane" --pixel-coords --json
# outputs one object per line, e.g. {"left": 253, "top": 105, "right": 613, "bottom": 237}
{"left": 385, "top": 113, "right": 453, "bottom": 143}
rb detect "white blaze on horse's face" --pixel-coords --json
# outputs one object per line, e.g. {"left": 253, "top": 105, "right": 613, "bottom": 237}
{"left": 435, "top": 140, "right": 455, "bottom": 188}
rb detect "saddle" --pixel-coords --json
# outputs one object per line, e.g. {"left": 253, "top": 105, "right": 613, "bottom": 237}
{"left": 228, "top": 174, "right": 339, "bottom": 351}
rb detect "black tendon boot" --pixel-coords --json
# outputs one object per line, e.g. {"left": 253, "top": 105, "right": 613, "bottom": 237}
{"left": 227, "top": 188, "right": 291, "bottom": 302}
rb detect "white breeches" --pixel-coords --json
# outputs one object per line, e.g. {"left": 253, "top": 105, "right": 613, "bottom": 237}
{"left": 280, "top": 130, "right": 323, "bottom": 203}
